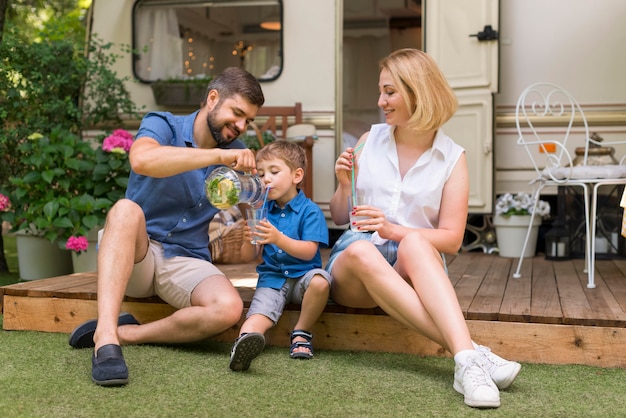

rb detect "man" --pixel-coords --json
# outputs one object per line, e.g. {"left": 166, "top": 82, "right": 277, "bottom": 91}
{"left": 69, "top": 67, "right": 265, "bottom": 386}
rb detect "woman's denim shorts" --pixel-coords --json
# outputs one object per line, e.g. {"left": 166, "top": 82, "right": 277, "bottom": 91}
{"left": 325, "top": 230, "right": 398, "bottom": 274}
{"left": 325, "top": 229, "right": 448, "bottom": 275}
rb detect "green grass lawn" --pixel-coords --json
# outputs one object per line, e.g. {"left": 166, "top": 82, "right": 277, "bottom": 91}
{"left": 3, "top": 233, "right": 626, "bottom": 416}
{"left": 1, "top": 314, "right": 626, "bottom": 417}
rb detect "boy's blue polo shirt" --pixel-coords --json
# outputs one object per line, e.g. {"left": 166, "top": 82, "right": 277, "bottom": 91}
{"left": 256, "top": 190, "right": 328, "bottom": 289}
{"left": 126, "top": 111, "right": 246, "bottom": 261}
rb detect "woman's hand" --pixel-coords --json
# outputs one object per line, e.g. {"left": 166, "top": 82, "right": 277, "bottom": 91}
{"left": 352, "top": 203, "right": 387, "bottom": 234}
{"left": 335, "top": 147, "right": 357, "bottom": 187}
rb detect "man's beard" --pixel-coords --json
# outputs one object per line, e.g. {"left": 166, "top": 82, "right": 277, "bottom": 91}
{"left": 206, "top": 110, "right": 239, "bottom": 148}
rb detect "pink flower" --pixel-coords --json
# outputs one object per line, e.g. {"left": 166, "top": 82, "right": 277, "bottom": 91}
{"left": 103, "top": 129, "right": 134, "bottom": 153}
{"left": 66, "top": 236, "right": 89, "bottom": 253}
{"left": 0, "top": 193, "right": 10, "bottom": 212}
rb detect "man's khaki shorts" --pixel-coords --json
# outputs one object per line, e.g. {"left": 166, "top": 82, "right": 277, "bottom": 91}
{"left": 98, "top": 230, "right": 223, "bottom": 309}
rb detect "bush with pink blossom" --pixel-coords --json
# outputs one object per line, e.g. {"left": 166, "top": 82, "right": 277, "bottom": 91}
{"left": 1, "top": 128, "right": 134, "bottom": 253}
{"left": 65, "top": 235, "right": 89, "bottom": 254}
{"left": 0, "top": 193, "right": 10, "bottom": 212}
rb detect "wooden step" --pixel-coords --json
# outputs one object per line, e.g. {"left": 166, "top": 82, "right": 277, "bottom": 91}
{"left": 3, "top": 254, "right": 626, "bottom": 368}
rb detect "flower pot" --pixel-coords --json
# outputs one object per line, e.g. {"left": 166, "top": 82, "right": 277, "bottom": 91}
{"left": 493, "top": 214, "right": 542, "bottom": 258}
{"left": 71, "top": 228, "right": 100, "bottom": 273}
{"left": 150, "top": 82, "right": 207, "bottom": 107}
{"left": 15, "top": 232, "right": 73, "bottom": 280}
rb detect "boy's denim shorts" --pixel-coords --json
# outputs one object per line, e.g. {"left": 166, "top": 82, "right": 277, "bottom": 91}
{"left": 247, "top": 268, "right": 332, "bottom": 324}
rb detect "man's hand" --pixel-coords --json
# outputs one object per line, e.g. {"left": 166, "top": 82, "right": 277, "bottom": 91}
{"left": 223, "top": 148, "right": 257, "bottom": 173}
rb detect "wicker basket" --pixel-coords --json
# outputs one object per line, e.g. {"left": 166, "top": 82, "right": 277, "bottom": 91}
{"left": 209, "top": 218, "right": 246, "bottom": 264}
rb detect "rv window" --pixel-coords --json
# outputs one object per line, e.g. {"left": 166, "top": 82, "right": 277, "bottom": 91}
{"left": 132, "top": 0, "right": 283, "bottom": 83}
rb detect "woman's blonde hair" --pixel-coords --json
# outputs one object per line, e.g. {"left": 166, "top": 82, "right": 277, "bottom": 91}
{"left": 379, "top": 48, "right": 458, "bottom": 131}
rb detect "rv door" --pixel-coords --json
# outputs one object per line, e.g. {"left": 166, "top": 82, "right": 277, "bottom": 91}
{"left": 425, "top": 0, "right": 499, "bottom": 214}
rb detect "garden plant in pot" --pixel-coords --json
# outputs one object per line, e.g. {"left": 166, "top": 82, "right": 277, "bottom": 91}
{"left": 63, "top": 129, "right": 133, "bottom": 272}
{"left": 150, "top": 76, "right": 211, "bottom": 107}
{"left": 0, "top": 24, "right": 140, "bottom": 279}
{"left": 1, "top": 129, "right": 97, "bottom": 279}
{"left": 493, "top": 192, "right": 551, "bottom": 258}
{"left": 1, "top": 128, "right": 133, "bottom": 278}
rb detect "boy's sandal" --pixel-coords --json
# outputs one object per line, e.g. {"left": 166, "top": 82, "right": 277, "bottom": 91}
{"left": 290, "top": 329, "right": 314, "bottom": 359}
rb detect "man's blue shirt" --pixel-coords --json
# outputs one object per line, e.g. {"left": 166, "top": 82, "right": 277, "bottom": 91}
{"left": 256, "top": 190, "right": 328, "bottom": 289}
{"left": 126, "top": 111, "right": 246, "bottom": 261}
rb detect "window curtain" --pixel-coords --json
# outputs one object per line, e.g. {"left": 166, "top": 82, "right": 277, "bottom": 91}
{"left": 135, "top": 8, "right": 183, "bottom": 80}
{"left": 246, "top": 42, "right": 281, "bottom": 79}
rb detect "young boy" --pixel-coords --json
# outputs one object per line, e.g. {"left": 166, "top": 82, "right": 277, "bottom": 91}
{"left": 229, "top": 141, "right": 331, "bottom": 372}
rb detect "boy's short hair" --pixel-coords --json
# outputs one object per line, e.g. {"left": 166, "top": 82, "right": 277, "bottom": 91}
{"left": 256, "top": 141, "right": 307, "bottom": 188}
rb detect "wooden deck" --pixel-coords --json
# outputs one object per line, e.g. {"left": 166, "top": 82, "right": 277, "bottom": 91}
{"left": 2, "top": 250, "right": 626, "bottom": 368}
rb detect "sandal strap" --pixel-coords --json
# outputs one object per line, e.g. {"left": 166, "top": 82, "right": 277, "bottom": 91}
{"left": 290, "top": 340, "right": 313, "bottom": 352}
{"left": 291, "top": 329, "right": 313, "bottom": 342}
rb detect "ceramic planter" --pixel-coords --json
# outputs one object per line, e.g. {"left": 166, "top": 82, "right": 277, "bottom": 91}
{"left": 71, "top": 228, "right": 100, "bottom": 273}
{"left": 493, "top": 214, "right": 542, "bottom": 258}
{"left": 15, "top": 232, "right": 73, "bottom": 280}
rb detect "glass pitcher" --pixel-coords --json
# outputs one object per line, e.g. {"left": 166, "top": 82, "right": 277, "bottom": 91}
{"left": 205, "top": 166, "right": 265, "bottom": 209}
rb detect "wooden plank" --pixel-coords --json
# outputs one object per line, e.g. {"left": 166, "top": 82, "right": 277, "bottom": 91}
{"left": 5, "top": 276, "right": 626, "bottom": 367}
{"left": 529, "top": 257, "right": 562, "bottom": 324}
{"left": 463, "top": 321, "right": 626, "bottom": 368}
{"left": 499, "top": 257, "right": 531, "bottom": 322}
{"left": 554, "top": 260, "right": 594, "bottom": 325}
{"left": 446, "top": 251, "right": 475, "bottom": 287}
{"left": 586, "top": 261, "right": 626, "bottom": 326}
{"left": 216, "top": 316, "right": 626, "bottom": 367}
{"left": 454, "top": 253, "right": 492, "bottom": 315}
{"left": 7, "top": 294, "right": 626, "bottom": 367}
{"left": 600, "top": 259, "right": 626, "bottom": 315}
{"left": 2, "top": 295, "right": 176, "bottom": 333}
{"left": 1, "top": 273, "right": 97, "bottom": 297}
{"left": 466, "top": 256, "right": 509, "bottom": 321}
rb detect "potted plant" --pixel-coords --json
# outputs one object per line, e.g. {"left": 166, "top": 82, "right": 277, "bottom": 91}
{"left": 493, "top": 192, "right": 551, "bottom": 258}
{"left": 0, "top": 24, "right": 141, "bottom": 278}
{"left": 150, "top": 77, "right": 211, "bottom": 107}
{"left": 66, "top": 129, "right": 133, "bottom": 272}
{"left": 239, "top": 129, "right": 276, "bottom": 152}
{"left": 0, "top": 129, "right": 96, "bottom": 279}
{"left": 1, "top": 128, "right": 134, "bottom": 276}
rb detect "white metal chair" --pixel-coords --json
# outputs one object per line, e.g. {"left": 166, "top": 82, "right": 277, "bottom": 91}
{"left": 513, "top": 82, "right": 626, "bottom": 288}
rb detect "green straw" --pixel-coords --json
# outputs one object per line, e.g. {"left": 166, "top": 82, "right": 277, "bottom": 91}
{"left": 351, "top": 142, "right": 365, "bottom": 206}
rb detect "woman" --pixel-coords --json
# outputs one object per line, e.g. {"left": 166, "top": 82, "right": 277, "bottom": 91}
{"left": 327, "top": 49, "right": 520, "bottom": 409}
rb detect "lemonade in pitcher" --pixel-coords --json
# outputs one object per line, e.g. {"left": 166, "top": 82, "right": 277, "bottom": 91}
{"left": 205, "top": 166, "right": 264, "bottom": 209}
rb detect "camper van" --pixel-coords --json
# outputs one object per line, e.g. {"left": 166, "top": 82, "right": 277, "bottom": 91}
{"left": 87, "top": 0, "right": 626, "bottom": 230}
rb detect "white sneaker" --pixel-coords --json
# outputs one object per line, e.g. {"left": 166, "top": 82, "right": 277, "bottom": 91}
{"left": 475, "top": 345, "right": 521, "bottom": 389}
{"left": 453, "top": 352, "right": 500, "bottom": 408}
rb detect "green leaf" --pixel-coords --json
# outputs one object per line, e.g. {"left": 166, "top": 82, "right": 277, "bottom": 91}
{"left": 114, "top": 176, "right": 129, "bottom": 188}
{"left": 52, "top": 217, "right": 74, "bottom": 228}
{"left": 42, "top": 170, "right": 55, "bottom": 184}
{"left": 94, "top": 198, "right": 113, "bottom": 210}
{"left": 109, "top": 159, "right": 123, "bottom": 170}
{"left": 83, "top": 215, "right": 100, "bottom": 230}
{"left": 22, "top": 172, "right": 42, "bottom": 183}
{"left": 43, "top": 201, "right": 61, "bottom": 218}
